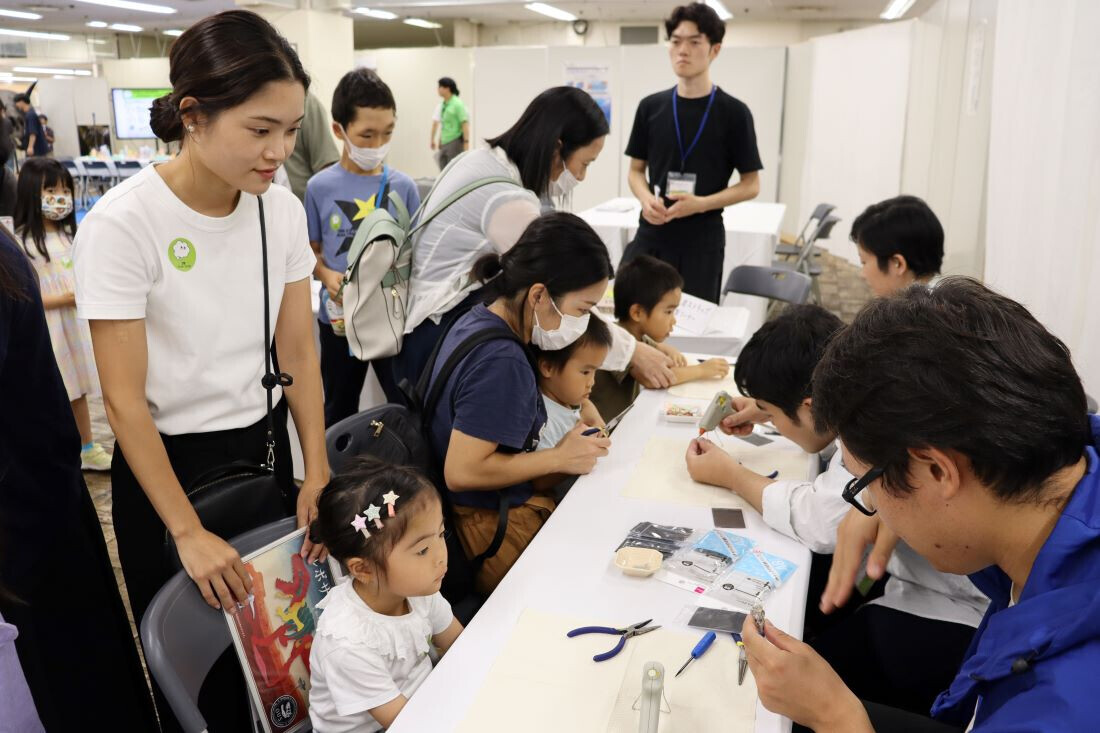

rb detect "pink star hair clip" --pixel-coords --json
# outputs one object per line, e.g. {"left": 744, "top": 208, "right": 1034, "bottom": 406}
{"left": 350, "top": 513, "right": 370, "bottom": 539}
{"left": 382, "top": 490, "right": 400, "bottom": 517}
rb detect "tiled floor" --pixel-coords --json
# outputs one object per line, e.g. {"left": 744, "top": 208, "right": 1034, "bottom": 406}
{"left": 86, "top": 253, "right": 872, "bottom": 631}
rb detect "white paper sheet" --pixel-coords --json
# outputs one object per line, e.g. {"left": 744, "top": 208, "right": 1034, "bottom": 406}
{"left": 622, "top": 437, "right": 811, "bottom": 508}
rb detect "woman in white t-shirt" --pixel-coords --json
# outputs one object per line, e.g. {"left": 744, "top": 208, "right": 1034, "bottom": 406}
{"left": 73, "top": 12, "right": 329, "bottom": 728}
{"left": 392, "top": 86, "right": 677, "bottom": 394}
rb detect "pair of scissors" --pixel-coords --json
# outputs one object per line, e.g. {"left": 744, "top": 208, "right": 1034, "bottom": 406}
{"left": 582, "top": 401, "right": 637, "bottom": 438}
{"left": 731, "top": 633, "right": 749, "bottom": 685}
{"left": 567, "top": 619, "right": 660, "bottom": 662}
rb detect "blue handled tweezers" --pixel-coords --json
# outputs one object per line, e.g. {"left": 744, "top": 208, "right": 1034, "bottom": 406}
{"left": 567, "top": 619, "right": 661, "bottom": 662}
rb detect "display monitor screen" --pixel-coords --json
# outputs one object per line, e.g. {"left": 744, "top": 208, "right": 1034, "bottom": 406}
{"left": 111, "top": 88, "right": 170, "bottom": 139}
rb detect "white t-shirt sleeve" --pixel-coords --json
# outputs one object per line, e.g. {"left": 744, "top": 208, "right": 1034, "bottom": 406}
{"left": 599, "top": 319, "right": 638, "bottom": 372}
{"left": 74, "top": 210, "right": 157, "bottom": 320}
{"left": 283, "top": 197, "right": 316, "bottom": 283}
{"left": 319, "top": 646, "right": 403, "bottom": 717}
{"left": 421, "top": 592, "right": 454, "bottom": 636}
{"left": 760, "top": 448, "right": 852, "bottom": 554}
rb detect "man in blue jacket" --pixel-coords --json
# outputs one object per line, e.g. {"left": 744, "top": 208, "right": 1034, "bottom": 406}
{"left": 739, "top": 277, "right": 1099, "bottom": 732}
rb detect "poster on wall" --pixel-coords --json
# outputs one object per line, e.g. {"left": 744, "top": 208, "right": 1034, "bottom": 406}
{"left": 564, "top": 64, "right": 612, "bottom": 126}
{"left": 225, "top": 528, "right": 342, "bottom": 733}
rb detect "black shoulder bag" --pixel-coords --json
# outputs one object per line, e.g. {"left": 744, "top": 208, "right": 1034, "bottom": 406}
{"left": 164, "top": 195, "right": 295, "bottom": 568}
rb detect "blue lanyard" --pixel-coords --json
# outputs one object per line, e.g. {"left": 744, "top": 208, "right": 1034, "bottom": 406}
{"left": 376, "top": 165, "right": 389, "bottom": 212}
{"left": 672, "top": 85, "right": 717, "bottom": 168}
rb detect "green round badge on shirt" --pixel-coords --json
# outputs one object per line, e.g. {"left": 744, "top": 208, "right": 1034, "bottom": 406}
{"left": 167, "top": 238, "right": 196, "bottom": 272}
{"left": 329, "top": 213, "right": 342, "bottom": 232}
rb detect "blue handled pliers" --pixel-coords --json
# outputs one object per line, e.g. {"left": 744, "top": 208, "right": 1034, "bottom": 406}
{"left": 567, "top": 619, "right": 661, "bottom": 662}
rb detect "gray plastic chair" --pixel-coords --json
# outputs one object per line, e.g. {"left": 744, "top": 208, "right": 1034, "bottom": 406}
{"left": 723, "top": 265, "right": 813, "bottom": 306}
{"left": 139, "top": 516, "right": 312, "bottom": 733}
{"left": 776, "top": 202, "right": 835, "bottom": 258}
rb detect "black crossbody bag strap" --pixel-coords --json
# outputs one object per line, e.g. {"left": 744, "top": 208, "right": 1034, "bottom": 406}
{"left": 257, "top": 196, "right": 293, "bottom": 470}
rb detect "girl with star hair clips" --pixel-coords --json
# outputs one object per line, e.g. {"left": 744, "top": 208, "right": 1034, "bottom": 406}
{"left": 308, "top": 457, "right": 463, "bottom": 732}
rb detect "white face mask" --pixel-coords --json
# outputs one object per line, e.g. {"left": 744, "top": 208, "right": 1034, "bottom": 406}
{"left": 531, "top": 295, "right": 590, "bottom": 351}
{"left": 550, "top": 166, "right": 580, "bottom": 198}
{"left": 343, "top": 128, "right": 389, "bottom": 171}
{"left": 41, "top": 193, "right": 73, "bottom": 221}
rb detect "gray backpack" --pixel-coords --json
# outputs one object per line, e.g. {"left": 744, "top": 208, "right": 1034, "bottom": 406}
{"left": 341, "top": 173, "right": 517, "bottom": 361}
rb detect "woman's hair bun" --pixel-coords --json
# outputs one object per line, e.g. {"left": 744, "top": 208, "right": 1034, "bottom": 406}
{"left": 149, "top": 93, "right": 183, "bottom": 143}
{"left": 471, "top": 252, "right": 504, "bottom": 284}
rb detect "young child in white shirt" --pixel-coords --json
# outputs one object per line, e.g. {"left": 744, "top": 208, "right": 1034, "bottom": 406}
{"left": 308, "top": 458, "right": 463, "bottom": 732}
{"left": 534, "top": 315, "right": 613, "bottom": 450}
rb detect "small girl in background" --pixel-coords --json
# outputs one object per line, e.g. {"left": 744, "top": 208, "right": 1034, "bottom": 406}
{"left": 14, "top": 158, "right": 110, "bottom": 470}
{"left": 309, "top": 457, "right": 463, "bottom": 732}
{"left": 534, "top": 315, "right": 613, "bottom": 450}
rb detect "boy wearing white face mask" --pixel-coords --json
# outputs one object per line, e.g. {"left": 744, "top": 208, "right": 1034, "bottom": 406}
{"left": 305, "top": 69, "right": 421, "bottom": 425}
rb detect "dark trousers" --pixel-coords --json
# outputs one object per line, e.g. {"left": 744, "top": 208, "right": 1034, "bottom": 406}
{"left": 811, "top": 604, "right": 976, "bottom": 717}
{"left": 112, "top": 400, "right": 295, "bottom": 732}
{"left": 623, "top": 216, "right": 725, "bottom": 303}
{"left": 438, "top": 137, "right": 464, "bottom": 170}
{"left": 318, "top": 320, "right": 400, "bottom": 426}
{"left": 390, "top": 288, "right": 483, "bottom": 401}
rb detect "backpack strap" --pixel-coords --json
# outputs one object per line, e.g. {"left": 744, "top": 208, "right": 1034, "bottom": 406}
{"left": 410, "top": 175, "right": 520, "bottom": 237}
{"left": 419, "top": 325, "right": 533, "bottom": 569}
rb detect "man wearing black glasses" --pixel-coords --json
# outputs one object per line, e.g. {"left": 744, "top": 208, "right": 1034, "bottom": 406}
{"left": 740, "top": 278, "right": 1100, "bottom": 732}
{"left": 685, "top": 304, "right": 987, "bottom": 719}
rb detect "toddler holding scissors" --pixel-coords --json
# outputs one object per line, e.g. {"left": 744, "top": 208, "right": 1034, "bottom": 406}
{"left": 309, "top": 458, "right": 463, "bottom": 732}
{"left": 533, "top": 315, "right": 614, "bottom": 450}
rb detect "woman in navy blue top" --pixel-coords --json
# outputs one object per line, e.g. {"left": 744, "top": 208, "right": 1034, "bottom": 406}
{"left": 427, "top": 212, "right": 614, "bottom": 592}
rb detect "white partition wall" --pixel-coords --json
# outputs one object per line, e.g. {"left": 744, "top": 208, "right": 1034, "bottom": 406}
{"left": 782, "top": 22, "right": 914, "bottom": 264}
{"left": 983, "top": 0, "right": 1100, "bottom": 399}
{"left": 547, "top": 46, "right": 624, "bottom": 214}
{"left": 366, "top": 47, "right": 475, "bottom": 180}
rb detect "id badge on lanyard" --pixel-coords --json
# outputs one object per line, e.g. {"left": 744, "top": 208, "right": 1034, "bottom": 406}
{"left": 668, "top": 85, "right": 717, "bottom": 198}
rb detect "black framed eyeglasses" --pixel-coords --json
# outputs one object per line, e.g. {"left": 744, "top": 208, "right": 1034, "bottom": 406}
{"left": 843, "top": 466, "right": 885, "bottom": 516}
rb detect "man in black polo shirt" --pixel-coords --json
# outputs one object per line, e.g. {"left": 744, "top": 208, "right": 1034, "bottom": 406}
{"left": 624, "top": 2, "right": 762, "bottom": 303}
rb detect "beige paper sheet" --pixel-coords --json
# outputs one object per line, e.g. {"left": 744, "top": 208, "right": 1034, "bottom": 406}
{"left": 622, "top": 437, "right": 811, "bottom": 508}
{"left": 457, "top": 609, "right": 756, "bottom": 733}
{"left": 606, "top": 627, "right": 757, "bottom": 733}
{"left": 666, "top": 375, "right": 739, "bottom": 401}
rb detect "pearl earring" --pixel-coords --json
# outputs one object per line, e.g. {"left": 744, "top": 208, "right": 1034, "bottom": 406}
{"left": 187, "top": 125, "right": 195, "bottom": 133}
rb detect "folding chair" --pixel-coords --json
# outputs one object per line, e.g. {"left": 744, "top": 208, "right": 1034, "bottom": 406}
{"left": 80, "top": 159, "right": 114, "bottom": 202}
{"left": 776, "top": 203, "right": 835, "bottom": 259}
{"left": 139, "top": 517, "right": 313, "bottom": 733}
{"left": 59, "top": 158, "right": 87, "bottom": 210}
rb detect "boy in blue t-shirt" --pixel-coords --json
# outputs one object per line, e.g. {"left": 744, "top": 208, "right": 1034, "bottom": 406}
{"left": 306, "top": 68, "right": 421, "bottom": 426}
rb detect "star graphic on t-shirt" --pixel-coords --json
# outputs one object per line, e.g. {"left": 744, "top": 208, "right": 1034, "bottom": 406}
{"left": 333, "top": 196, "right": 378, "bottom": 256}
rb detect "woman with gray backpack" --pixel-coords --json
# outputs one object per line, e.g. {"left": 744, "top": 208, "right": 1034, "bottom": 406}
{"left": 387, "top": 86, "right": 677, "bottom": 394}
